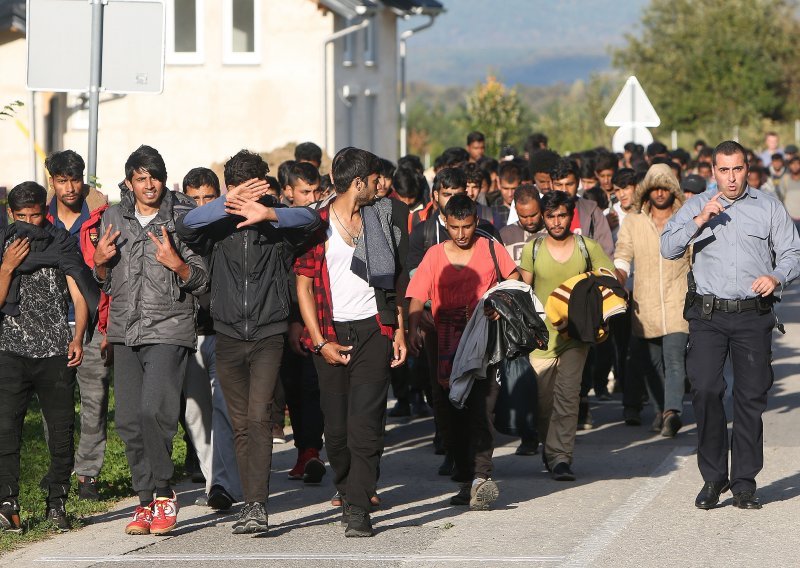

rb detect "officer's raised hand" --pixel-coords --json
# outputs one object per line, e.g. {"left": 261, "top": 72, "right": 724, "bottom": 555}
{"left": 694, "top": 193, "right": 725, "bottom": 227}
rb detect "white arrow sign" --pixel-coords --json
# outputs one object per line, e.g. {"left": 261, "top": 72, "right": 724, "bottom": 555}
{"left": 604, "top": 76, "right": 660, "bottom": 127}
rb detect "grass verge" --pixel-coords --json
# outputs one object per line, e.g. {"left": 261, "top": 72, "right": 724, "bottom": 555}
{"left": 0, "top": 386, "right": 188, "bottom": 553}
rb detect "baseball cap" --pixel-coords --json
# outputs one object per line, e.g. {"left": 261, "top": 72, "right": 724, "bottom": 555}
{"left": 681, "top": 174, "right": 706, "bottom": 195}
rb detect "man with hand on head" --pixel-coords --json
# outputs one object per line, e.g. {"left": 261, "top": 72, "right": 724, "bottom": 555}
{"left": 661, "top": 140, "right": 800, "bottom": 510}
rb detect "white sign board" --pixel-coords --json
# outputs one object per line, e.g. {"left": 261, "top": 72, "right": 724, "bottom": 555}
{"left": 611, "top": 125, "right": 654, "bottom": 154}
{"left": 605, "top": 76, "right": 660, "bottom": 128}
{"left": 27, "top": 0, "right": 165, "bottom": 94}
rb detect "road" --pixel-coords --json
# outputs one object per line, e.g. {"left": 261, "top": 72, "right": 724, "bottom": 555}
{"left": 7, "top": 290, "right": 800, "bottom": 567}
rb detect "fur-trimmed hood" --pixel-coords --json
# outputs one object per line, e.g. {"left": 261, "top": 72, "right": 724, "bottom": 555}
{"left": 634, "top": 163, "right": 684, "bottom": 214}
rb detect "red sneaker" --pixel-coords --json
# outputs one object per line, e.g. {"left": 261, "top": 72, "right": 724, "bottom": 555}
{"left": 288, "top": 450, "right": 306, "bottom": 480}
{"left": 150, "top": 494, "right": 179, "bottom": 535}
{"left": 125, "top": 506, "right": 153, "bottom": 535}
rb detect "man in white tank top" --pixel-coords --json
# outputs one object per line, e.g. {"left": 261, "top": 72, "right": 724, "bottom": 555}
{"left": 295, "top": 147, "right": 408, "bottom": 538}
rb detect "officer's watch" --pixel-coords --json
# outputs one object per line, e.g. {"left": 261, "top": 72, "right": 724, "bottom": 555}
{"left": 313, "top": 340, "right": 329, "bottom": 355}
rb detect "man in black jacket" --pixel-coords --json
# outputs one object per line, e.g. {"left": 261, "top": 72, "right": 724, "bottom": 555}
{"left": 177, "top": 150, "right": 321, "bottom": 535}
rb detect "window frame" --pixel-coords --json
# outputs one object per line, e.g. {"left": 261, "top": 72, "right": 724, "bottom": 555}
{"left": 222, "top": 0, "right": 262, "bottom": 65}
{"left": 166, "top": 0, "right": 205, "bottom": 65}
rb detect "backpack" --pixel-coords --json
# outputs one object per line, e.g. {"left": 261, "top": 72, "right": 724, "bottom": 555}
{"left": 530, "top": 234, "right": 592, "bottom": 283}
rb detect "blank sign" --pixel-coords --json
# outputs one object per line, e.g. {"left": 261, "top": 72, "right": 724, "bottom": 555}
{"left": 27, "top": 0, "right": 164, "bottom": 94}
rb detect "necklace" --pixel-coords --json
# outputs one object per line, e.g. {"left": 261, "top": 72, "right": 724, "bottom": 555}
{"left": 331, "top": 205, "right": 363, "bottom": 246}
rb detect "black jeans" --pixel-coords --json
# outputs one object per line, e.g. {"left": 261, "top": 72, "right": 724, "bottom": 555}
{"left": 114, "top": 344, "right": 188, "bottom": 502}
{"left": 313, "top": 317, "right": 391, "bottom": 510}
{"left": 280, "top": 347, "right": 324, "bottom": 451}
{"left": 685, "top": 304, "right": 775, "bottom": 493}
{"left": 0, "top": 352, "right": 75, "bottom": 505}
{"left": 215, "top": 332, "right": 284, "bottom": 504}
{"left": 450, "top": 373, "right": 500, "bottom": 480}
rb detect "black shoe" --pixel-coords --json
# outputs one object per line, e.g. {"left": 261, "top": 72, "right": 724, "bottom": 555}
{"left": 231, "top": 502, "right": 268, "bottom": 534}
{"left": 661, "top": 411, "right": 682, "bottom": 438}
{"left": 623, "top": 407, "right": 642, "bottom": 426}
{"left": 388, "top": 401, "right": 411, "bottom": 418}
{"left": 695, "top": 481, "right": 730, "bottom": 509}
{"left": 303, "top": 455, "right": 327, "bottom": 485}
{"left": 344, "top": 504, "right": 373, "bottom": 537}
{"left": 78, "top": 477, "right": 100, "bottom": 501}
{"left": 577, "top": 397, "right": 593, "bottom": 430}
{"left": 449, "top": 483, "right": 470, "bottom": 506}
{"left": 552, "top": 462, "right": 576, "bottom": 481}
{"left": 0, "top": 499, "right": 22, "bottom": 533}
{"left": 45, "top": 502, "right": 70, "bottom": 532}
{"left": 433, "top": 432, "right": 446, "bottom": 455}
{"left": 207, "top": 485, "right": 234, "bottom": 511}
{"left": 732, "top": 490, "right": 762, "bottom": 510}
{"left": 650, "top": 413, "right": 664, "bottom": 432}
{"left": 438, "top": 453, "right": 455, "bottom": 476}
{"left": 515, "top": 439, "right": 539, "bottom": 456}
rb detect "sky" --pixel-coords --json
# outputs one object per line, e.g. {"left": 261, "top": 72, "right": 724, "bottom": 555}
{"left": 399, "top": 0, "right": 650, "bottom": 86}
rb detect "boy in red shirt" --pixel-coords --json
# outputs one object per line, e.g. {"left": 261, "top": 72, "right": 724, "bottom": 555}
{"left": 407, "top": 194, "right": 519, "bottom": 510}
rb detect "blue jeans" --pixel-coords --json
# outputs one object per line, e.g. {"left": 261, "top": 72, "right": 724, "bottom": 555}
{"left": 643, "top": 333, "right": 688, "bottom": 414}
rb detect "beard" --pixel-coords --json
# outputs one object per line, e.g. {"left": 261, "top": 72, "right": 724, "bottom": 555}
{"left": 650, "top": 194, "right": 675, "bottom": 210}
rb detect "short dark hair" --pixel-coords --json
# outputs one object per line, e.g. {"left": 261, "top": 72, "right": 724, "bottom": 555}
{"left": 771, "top": 153, "right": 784, "bottom": 162}
{"left": 398, "top": 154, "right": 424, "bottom": 174}
{"left": 697, "top": 161, "right": 712, "bottom": 171}
{"left": 477, "top": 156, "right": 498, "bottom": 175}
{"left": 583, "top": 186, "right": 608, "bottom": 209}
{"left": 125, "top": 145, "right": 167, "bottom": 182}
{"left": 439, "top": 147, "right": 470, "bottom": 168}
{"left": 670, "top": 148, "right": 691, "bottom": 166}
{"left": 646, "top": 141, "right": 668, "bottom": 157}
{"left": 498, "top": 160, "right": 522, "bottom": 184}
{"left": 466, "top": 131, "right": 485, "bottom": 145}
{"left": 443, "top": 193, "right": 477, "bottom": 220}
{"left": 464, "top": 162, "right": 491, "bottom": 188}
{"left": 651, "top": 156, "right": 681, "bottom": 177}
{"left": 295, "top": 142, "right": 322, "bottom": 164}
{"left": 392, "top": 166, "right": 424, "bottom": 202}
{"left": 524, "top": 133, "right": 548, "bottom": 155}
{"left": 45, "top": 150, "right": 85, "bottom": 179}
{"left": 266, "top": 176, "right": 281, "bottom": 195}
{"left": 224, "top": 150, "right": 270, "bottom": 187}
{"left": 593, "top": 152, "right": 618, "bottom": 173}
{"left": 712, "top": 140, "right": 747, "bottom": 166}
{"left": 612, "top": 168, "right": 638, "bottom": 189}
{"left": 286, "top": 161, "right": 321, "bottom": 188}
{"left": 277, "top": 160, "right": 297, "bottom": 189}
{"left": 9, "top": 181, "right": 47, "bottom": 211}
{"left": 432, "top": 167, "right": 466, "bottom": 193}
{"left": 550, "top": 158, "right": 579, "bottom": 182}
{"left": 529, "top": 149, "right": 560, "bottom": 175}
{"left": 698, "top": 146, "right": 713, "bottom": 159}
{"left": 540, "top": 190, "right": 575, "bottom": 216}
{"left": 514, "top": 183, "right": 541, "bottom": 206}
{"left": 378, "top": 158, "right": 396, "bottom": 179}
{"left": 330, "top": 146, "right": 381, "bottom": 194}
{"left": 182, "top": 167, "right": 220, "bottom": 194}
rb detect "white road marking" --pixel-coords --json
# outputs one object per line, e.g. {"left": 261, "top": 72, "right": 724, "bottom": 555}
{"left": 559, "top": 446, "right": 693, "bottom": 568}
{"left": 35, "top": 553, "right": 565, "bottom": 563}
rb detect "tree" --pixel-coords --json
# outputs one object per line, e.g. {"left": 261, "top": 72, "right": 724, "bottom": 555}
{"left": 613, "top": 0, "right": 800, "bottom": 140}
{"left": 459, "top": 76, "right": 526, "bottom": 158}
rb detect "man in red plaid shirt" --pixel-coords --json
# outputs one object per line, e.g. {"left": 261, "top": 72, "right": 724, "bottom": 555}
{"left": 295, "top": 147, "right": 408, "bottom": 537}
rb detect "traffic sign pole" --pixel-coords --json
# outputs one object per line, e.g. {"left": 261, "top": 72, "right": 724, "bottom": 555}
{"left": 87, "top": 0, "right": 104, "bottom": 187}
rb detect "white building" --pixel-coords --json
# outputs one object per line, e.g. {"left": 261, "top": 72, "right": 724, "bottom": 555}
{"left": 0, "top": 0, "right": 443, "bottom": 200}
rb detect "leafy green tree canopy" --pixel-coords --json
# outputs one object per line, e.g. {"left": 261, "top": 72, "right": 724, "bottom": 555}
{"left": 613, "top": 0, "right": 800, "bottom": 138}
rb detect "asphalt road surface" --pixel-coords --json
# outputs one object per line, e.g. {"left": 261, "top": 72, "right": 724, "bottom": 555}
{"left": 7, "top": 290, "right": 800, "bottom": 568}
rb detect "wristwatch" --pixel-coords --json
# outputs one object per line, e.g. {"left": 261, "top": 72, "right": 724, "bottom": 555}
{"left": 312, "top": 340, "right": 329, "bottom": 355}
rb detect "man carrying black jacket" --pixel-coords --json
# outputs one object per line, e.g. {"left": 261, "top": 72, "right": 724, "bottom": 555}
{"left": 177, "top": 150, "right": 321, "bottom": 535}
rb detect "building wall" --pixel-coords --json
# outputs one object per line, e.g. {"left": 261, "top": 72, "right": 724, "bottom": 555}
{"left": 331, "top": 10, "right": 399, "bottom": 161}
{"left": 0, "top": 31, "right": 40, "bottom": 189}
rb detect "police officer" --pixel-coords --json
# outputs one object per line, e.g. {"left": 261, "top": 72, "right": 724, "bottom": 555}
{"left": 661, "top": 140, "right": 800, "bottom": 510}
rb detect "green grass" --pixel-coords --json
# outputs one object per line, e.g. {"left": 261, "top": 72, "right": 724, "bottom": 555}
{"left": 0, "top": 387, "right": 189, "bottom": 553}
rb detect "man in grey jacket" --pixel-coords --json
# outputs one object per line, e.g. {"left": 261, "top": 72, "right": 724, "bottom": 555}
{"left": 93, "top": 145, "right": 208, "bottom": 536}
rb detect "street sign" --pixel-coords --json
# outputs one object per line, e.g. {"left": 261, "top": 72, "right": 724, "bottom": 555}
{"left": 611, "top": 125, "right": 653, "bottom": 153}
{"left": 26, "top": 0, "right": 165, "bottom": 94}
{"left": 604, "top": 76, "right": 660, "bottom": 128}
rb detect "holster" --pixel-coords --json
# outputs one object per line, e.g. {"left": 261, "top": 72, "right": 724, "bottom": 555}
{"left": 701, "top": 294, "right": 714, "bottom": 320}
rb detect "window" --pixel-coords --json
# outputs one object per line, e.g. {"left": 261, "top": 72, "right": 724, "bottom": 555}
{"left": 166, "top": 0, "right": 204, "bottom": 65}
{"left": 223, "top": 0, "right": 261, "bottom": 65}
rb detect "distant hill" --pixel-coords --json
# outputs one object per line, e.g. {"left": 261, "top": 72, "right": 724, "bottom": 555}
{"left": 399, "top": 0, "right": 649, "bottom": 86}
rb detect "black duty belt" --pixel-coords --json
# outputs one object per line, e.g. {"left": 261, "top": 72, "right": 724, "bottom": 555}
{"left": 691, "top": 293, "right": 759, "bottom": 313}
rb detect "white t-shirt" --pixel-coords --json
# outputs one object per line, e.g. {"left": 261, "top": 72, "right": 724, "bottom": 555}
{"left": 135, "top": 208, "right": 158, "bottom": 227}
{"left": 326, "top": 224, "right": 378, "bottom": 322}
